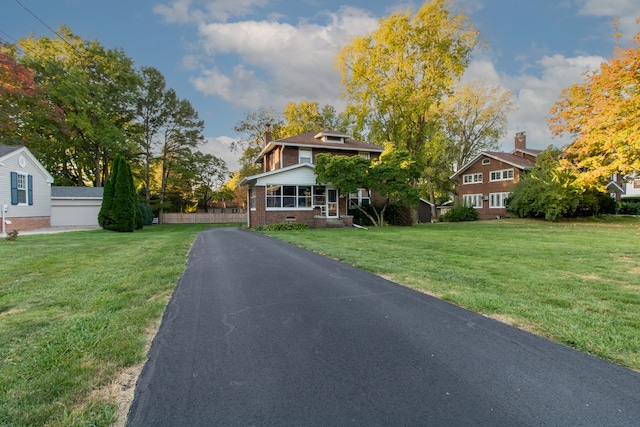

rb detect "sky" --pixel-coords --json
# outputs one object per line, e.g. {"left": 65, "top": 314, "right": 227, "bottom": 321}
{"left": 1, "top": 0, "right": 638, "bottom": 171}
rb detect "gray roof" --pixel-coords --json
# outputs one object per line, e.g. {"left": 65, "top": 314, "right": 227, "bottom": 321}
{"left": 51, "top": 186, "right": 104, "bottom": 198}
{"left": 0, "top": 144, "right": 23, "bottom": 158}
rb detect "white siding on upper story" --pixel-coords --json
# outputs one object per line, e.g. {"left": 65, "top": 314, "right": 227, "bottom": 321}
{"left": 0, "top": 148, "right": 53, "bottom": 218}
{"left": 255, "top": 166, "right": 317, "bottom": 186}
{"left": 624, "top": 175, "right": 640, "bottom": 199}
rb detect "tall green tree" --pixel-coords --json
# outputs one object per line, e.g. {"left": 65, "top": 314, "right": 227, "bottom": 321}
{"left": 280, "top": 101, "right": 347, "bottom": 137}
{"left": 442, "top": 80, "right": 516, "bottom": 170}
{"left": 315, "top": 143, "right": 421, "bottom": 226}
{"left": 190, "top": 151, "right": 228, "bottom": 212}
{"left": 157, "top": 90, "right": 204, "bottom": 216}
{"left": 336, "top": 0, "right": 479, "bottom": 159}
{"left": 136, "top": 66, "right": 168, "bottom": 203}
{"left": 232, "top": 107, "right": 284, "bottom": 178}
{"left": 19, "top": 25, "right": 141, "bottom": 186}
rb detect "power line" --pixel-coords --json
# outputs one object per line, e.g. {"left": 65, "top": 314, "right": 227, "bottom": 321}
{"left": 13, "top": 0, "right": 86, "bottom": 59}
{"left": 14, "top": 0, "right": 59, "bottom": 39}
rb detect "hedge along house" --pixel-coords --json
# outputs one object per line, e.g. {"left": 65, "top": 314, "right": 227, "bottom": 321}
{"left": 0, "top": 145, "right": 54, "bottom": 233}
{"left": 450, "top": 132, "right": 541, "bottom": 220}
{"left": 239, "top": 127, "right": 385, "bottom": 228}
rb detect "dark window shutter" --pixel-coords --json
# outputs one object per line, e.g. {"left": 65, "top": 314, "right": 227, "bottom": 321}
{"left": 28, "top": 175, "right": 33, "bottom": 205}
{"left": 10, "top": 172, "right": 18, "bottom": 205}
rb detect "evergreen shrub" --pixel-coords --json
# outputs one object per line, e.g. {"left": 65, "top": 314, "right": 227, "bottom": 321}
{"left": 441, "top": 204, "right": 479, "bottom": 222}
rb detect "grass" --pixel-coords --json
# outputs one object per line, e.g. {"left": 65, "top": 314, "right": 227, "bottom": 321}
{"left": 264, "top": 216, "right": 640, "bottom": 372}
{"left": 2, "top": 218, "right": 639, "bottom": 425}
{"left": 0, "top": 224, "right": 236, "bottom": 427}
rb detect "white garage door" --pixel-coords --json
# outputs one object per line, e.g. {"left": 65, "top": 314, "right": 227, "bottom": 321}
{"left": 51, "top": 199, "right": 102, "bottom": 226}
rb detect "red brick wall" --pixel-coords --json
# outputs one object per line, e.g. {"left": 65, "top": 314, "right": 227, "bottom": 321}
{"left": 456, "top": 156, "right": 522, "bottom": 220}
{"left": 6, "top": 216, "right": 51, "bottom": 231}
{"left": 277, "top": 146, "right": 381, "bottom": 168}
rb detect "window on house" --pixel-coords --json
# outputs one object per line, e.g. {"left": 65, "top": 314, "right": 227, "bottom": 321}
{"left": 358, "top": 151, "right": 370, "bottom": 159}
{"left": 298, "top": 186, "right": 312, "bottom": 207}
{"left": 463, "top": 173, "right": 483, "bottom": 184}
{"left": 482, "top": 158, "right": 490, "bottom": 165}
{"left": 249, "top": 188, "right": 256, "bottom": 210}
{"left": 325, "top": 135, "right": 344, "bottom": 143}
{"left": 313, "top": 186, "right": 326, "bottom": 207}
{"left": 10, "top": 171, "right": 32, "bottom": 205}
{"left": 462, "top": 194, "right": 483, "bottom": 208}
{"left": 634, "top": 179, "right": 640, "bottom": 189}
{"left": 349, "top": 189, "right": 370, "bottom": 208}
{"left": 490, "top": 168, "right": 515, "bottom": 181}
{"left": 266, "top": 185, "right": 282, "bottom": 208}
{"left": 489, "top": 192, "right": 510, "bottom": 208}
{"left": 267, "top": 185, "right": 316, "bottom": 209}
{"left": 299, "top": 148, "right": 312, "bottom": 164}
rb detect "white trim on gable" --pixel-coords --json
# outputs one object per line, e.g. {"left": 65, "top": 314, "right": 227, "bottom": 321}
{"left": 450, "top": 152, "right": 535, "bottom": 180}
{"left": 0, "top": 146, "right": 54, "bottom": 184}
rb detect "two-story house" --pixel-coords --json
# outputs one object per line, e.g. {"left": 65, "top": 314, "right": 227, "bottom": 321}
{"left": 239, "top": 127, "right": 384, "bottom": 228}
{"left": 450, "top": 132, "right": 541, "bottom": 220}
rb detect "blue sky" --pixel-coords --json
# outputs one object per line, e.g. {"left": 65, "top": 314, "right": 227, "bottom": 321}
{"left": 2, "top": 0, "right": 638, "bottom": 171}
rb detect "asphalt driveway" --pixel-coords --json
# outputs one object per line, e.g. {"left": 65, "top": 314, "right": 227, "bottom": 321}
{"left": 127, "top": 228, "right": 640, "bottom": 426}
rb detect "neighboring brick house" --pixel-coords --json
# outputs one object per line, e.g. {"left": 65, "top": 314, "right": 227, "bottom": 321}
{"left": 450, "top": 132, "right": 541, "bottom": 220}
{"left": 239, "top": 127, "right": 384, "bottom": 228}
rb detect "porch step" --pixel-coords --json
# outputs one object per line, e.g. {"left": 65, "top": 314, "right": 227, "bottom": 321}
{"left": 325, "top": 219, "right": 345, "bottom": 228}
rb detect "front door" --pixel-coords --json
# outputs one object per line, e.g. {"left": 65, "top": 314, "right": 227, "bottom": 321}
{"left": 327, "top": 189, "right": 338, "bottom": 218}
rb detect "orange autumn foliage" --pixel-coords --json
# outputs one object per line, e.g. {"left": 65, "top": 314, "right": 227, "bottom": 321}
{"left": 549, "top": 24, "right": 640, "bottom": 186}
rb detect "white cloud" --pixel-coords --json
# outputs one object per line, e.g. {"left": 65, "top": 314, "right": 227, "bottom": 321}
{"left": 467, "top": 53, "right": 605, "bottom": 151}
{"left": 577, "top": 0, "right": 639, "bottom": 40}
{"left": 200, "top": 135, "right": 240, "bottom": 171}
{"left": 189, "top": 6, "right": 378, "bottom": 109}
{"left": 154, "top": 0, "right": 271, "bottom": 24}
{"left": 154, "top": 0, "right": 201, "bottom": 24}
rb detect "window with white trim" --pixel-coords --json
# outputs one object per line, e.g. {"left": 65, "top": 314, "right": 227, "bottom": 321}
{"left": 349, "top": 189, "right": 370, "bottom": 208}
{"left": 10, "top": 171, "right": 32, "bottom": 205}
{"left": 266, "top": 185, "right": 315, "bottom": 209}
{"left": 490, "top": 168, "right": 515, "bottom": 181}
{"left": 482, "top": 158, "right": 490, "bottom": 165}
{"left": 463, "top": 173, "right": 483, "bottom": 184}
{"left": 489, "top": 192, "right": 510, "bottom": 208}
{"left": 358, "top": 151, "right": 370, "bottom": 159}
{"left": 249, "top": 188, "right": 256, "bottom": 210}
{"left": 462, "top": 194, "right": 483, "bottom": 208}
{"left": 299, "top": 148, "right": 312, "bottom": 164}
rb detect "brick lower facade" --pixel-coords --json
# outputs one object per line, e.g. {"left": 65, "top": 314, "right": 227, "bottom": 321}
{"left": 248, "top": 185, "right": 354, "bottom": 228}
{"left": 5, "top": 216, "right": 51, "bottom": 231}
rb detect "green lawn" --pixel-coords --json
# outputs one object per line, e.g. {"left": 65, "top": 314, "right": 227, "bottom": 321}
{"left": 265, "top": 217, "right": 640, "bottom": 372}
{"left": 0, "top": 224, "right": 230, "bottom": 427}
{"left": 2, "top": 218, "right": 639, "bottom": 426}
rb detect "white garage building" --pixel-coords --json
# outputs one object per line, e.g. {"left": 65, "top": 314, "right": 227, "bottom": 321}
{"left": 51, "top": 186, "right": 104, "bottom": 227}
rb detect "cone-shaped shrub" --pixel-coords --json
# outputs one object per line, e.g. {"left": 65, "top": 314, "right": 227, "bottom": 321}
{"left": 99, "top": 156, "right": 142, "bottom": 232}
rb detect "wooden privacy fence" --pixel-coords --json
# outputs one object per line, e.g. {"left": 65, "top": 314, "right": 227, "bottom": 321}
{"left": 161, "top": 212, "right": 246, "bottom": 224}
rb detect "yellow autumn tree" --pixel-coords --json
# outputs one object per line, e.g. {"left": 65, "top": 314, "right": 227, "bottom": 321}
{"left": 549, "top": 26, "right": 640, "bottom": 185}
{"left": 336, "top": 0, "right": 479, "bottom": 157}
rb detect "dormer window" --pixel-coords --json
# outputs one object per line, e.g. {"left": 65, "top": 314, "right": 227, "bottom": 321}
{"left": 315, "top": 131, "right": 348, "bottom": 144}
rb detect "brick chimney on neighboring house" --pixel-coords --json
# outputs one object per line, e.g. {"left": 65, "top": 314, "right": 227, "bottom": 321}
{"left": 515, "top": 131, "right": 526, "bottom": 151}
{"left": 263, "top": 124, "right": 272, "bottom": 146}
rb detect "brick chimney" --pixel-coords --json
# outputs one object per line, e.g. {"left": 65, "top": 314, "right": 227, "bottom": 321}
{"left": 515, "top": 131, "right": 526, "bottom": 151}
{"left": 263, "top": 124, "right": 272, "bottom": 146}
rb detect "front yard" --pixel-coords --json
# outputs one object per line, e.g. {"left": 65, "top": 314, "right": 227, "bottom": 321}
{"left": 266, "top": 217, "right": 640, "bottom": 372}
{"left": 1, "top": 217, "right": 638, "bottom": 426}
